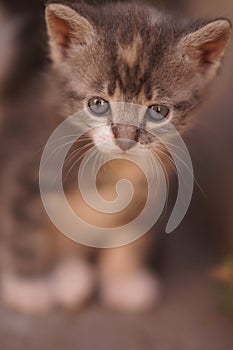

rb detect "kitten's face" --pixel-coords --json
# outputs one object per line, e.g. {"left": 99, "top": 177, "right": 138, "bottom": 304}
{"left": 45, "top": 2, "right": 231, "bottom": 154}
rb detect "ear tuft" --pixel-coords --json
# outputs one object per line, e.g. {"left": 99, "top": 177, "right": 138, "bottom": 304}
{"left": 180, "top": 19, "right": 232, "bottom": 72}
{"left": 45, "top": 3, "right": 94, "bottom": 63}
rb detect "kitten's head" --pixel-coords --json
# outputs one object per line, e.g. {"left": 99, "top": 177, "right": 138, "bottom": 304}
{"left": 45, "top": 1, "right": 231, "bottom": 153}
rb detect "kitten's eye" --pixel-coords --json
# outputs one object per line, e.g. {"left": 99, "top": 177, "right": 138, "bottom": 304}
{"left": 147, "top": 105, "right": 169, "bottom": 122}
{"left": 88, "top": 97, "right": 110, "bottom": 116}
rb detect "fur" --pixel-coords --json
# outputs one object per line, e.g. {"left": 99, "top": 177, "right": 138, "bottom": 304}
{"left": 0, "top": 0, "right": 231, "bottom": 314}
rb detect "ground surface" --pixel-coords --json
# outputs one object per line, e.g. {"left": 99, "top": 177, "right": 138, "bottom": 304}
{"left": 1, "top": 223, "right": 233, "bottom": 350}
{"left": 1, "top": 273, "right": 232, "bottom": 350}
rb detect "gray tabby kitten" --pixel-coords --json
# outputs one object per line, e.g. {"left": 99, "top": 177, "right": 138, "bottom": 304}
{"left": 0, "top": 0, "right": 231, "bottom": 314}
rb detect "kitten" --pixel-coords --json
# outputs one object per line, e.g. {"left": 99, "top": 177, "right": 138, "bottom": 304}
{"left": 0, "top": 0, "right": 231, "bottom": 314}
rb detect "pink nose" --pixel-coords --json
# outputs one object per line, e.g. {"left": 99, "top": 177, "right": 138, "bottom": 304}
{"left": 115, "top": 139, "right": 136, "bottom": 151}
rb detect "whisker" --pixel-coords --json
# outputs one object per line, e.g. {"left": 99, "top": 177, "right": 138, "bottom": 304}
{"left": 37, "top": 134, "right": 92, "bottom": 156}
{"left": 64, "top": 142, "right": 94, "bottom": 168}
{"left": 62, "top": 145, "right": 96, "bottom": 183}
{"left": 154, "top": 146, "right": 206, "bottom": 198}
{"left": 162, "top": 140, "right": 188, "bottom": 156}
{"left": 164, "top": 148, "right": 205, "bottom": 196}
{"left": 41, "top": 140, "right": 77, "bottom": 171}
{"left": 150, "top": 150, "right": 170, "bottom": 219}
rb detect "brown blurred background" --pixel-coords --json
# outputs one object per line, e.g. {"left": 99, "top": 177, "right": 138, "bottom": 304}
{"left": 0, "top": 0, "right": 233, "bottom": 349}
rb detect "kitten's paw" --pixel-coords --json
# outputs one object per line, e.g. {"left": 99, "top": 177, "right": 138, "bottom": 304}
{"left": 0, "top": 272, "right": 53, "bottom": 315}
{"left": 51, "top": 258, "right": 96, "bottom": 310}
{"left": 100, "top": 270, "right": 160, "bottom": 313}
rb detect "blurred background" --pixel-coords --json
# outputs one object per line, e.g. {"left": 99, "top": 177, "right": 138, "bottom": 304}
{"left": 0, "top": 0, "right": 233, "bottom": 349}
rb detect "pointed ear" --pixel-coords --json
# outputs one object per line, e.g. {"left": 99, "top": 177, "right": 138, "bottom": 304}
{"left": 179, "top": 19, "right": 232, "bottom": 75}
{"left": 45, "top": 3, "right": 95, "bottom": 63}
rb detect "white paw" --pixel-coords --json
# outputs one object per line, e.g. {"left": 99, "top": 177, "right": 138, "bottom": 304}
{"left": 100, "top": 270, "right": 160, "bottom": 313}
{"left": 51, "top": 258, "right": 96, "bottom": 310}
{"left": 1, "top": 272, "right": 53, "bottom": 315}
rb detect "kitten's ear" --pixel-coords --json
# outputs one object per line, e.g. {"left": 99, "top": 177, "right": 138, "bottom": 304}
{"left": 179, "top": 19, "right": 232, "bottom": 75}
{"left": 45, "top": 3, "right": 95, "bottom": 63}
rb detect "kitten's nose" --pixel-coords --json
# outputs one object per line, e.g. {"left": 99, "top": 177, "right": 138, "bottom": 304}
{"left": 115, "top": 139, "right": 136, "bottom": 151}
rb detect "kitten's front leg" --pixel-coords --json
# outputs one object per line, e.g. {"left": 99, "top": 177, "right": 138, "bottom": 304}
{"left": 1, "top": 268, "right": 54, "bottom": 315}
{"left": 0, "top": 225, "right": 57, "bottom": 315}
{"left": 0, "top": 219, "right": 96, "bottom": 314}
{"left": 49, "top": 229, "right": 96, "bottom": 311}
{"left": 98, "top": 234, "right": 160, "bottom": 313}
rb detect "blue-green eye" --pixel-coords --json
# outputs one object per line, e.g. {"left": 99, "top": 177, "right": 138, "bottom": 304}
{"left": 147, "top": 105, "right": 169, "bottom": 122}
{"left": 88, "top": 97, "right": 110, "bottom": 116}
